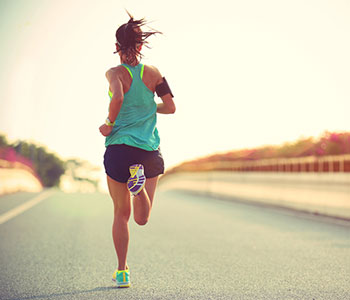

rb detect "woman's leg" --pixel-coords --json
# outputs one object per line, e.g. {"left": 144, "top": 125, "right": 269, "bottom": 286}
{"left": 107, "top": 175, "right": 131, "bottom": 271}
{"left": 133, "top": 176, "right": 159, "bottom": 226}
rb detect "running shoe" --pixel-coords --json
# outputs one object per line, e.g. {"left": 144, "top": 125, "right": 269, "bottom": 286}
{"left": 127, "top": 164, "right": 146, "bottom": 196}
{"left": 112, "top": 269, "right": 130, "bottom": 288}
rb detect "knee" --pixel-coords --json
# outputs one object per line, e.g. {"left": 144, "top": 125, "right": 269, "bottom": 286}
{"left": 134, "top": 216, "right": 148, "bottom": 226}
{"left": 114, "top": 208, "right": 131, "bottom": 222}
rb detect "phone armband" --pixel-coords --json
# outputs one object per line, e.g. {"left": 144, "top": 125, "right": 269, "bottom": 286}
{"left": 155, "top": 77, "right": 174, "bottom": 98}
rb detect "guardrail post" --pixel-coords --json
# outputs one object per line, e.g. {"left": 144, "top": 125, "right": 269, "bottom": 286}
{"left": 318, "top": 158, "right": 323, "bottom": 172}
{"left": 329, "top": 157, "right": 333, "bottom": 172}
{"left": 340, "top": 157, "right": 344, "bottom": 172}
{"left": 301, "top": 158, "right": 306, "bottom": 172}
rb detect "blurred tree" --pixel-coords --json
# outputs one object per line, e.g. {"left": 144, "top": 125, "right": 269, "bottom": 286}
{"left": 12, "top": 141, "right": 66, "bottom": 187}
{"left": 277, "top": 138, "right": 315, "bottom": 158}
{"left": 61, "top": 158, "right": 100, "bottom": 192}
{"left": 0, "top": 134, "right": 9, "bottom": 147}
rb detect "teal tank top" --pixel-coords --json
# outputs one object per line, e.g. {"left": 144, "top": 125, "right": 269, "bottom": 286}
{"left": 105, "top": 64, "right": 160, "bottom": 151}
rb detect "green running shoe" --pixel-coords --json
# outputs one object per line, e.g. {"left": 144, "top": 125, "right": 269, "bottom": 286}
{"left": 112, "top": 269, "right": 130, "bottom": 288}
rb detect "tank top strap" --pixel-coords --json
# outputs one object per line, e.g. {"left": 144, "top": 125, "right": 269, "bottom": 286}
{"left": 121, "top": 64, "right": 144, "bottom": 80}
{"left": 108, "top": 64, "right": 145, "bottom": 99}
{"left": 121, "top": 64, "right": 133, "bottom": 79}
{"left": 140, "top": 64, "right": 145, "bottom": 79}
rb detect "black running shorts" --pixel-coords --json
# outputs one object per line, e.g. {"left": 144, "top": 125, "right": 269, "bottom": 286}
{"left": 103, "top": 144, "right": 165, "bottom": 183}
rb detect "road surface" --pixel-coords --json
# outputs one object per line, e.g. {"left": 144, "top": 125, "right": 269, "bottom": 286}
{"left": 0, "top": 187, "right": 349, "bottom": 299}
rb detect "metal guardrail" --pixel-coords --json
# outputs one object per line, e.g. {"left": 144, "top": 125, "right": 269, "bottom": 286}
{"left": 192, "top": 154, "right": 350, "bottom": 173}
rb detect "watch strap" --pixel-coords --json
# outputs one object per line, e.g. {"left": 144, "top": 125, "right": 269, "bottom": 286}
{"left": 105, "top": 117, "right": 115, "bottom": 126}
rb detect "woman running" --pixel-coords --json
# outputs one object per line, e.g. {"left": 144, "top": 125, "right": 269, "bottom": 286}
{"left": 99, "top": 13, "right": 176, "bottom": 288}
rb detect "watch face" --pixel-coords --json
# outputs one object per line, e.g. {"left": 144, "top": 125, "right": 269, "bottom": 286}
{"left": 106, "top": 118, "right": 114, "bottom": 126}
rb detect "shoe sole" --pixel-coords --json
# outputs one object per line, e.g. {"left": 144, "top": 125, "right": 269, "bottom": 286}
{"left": 117, "top": 283, "right": 130, "bottom": 288}
{"left": 127, "top": 164, "right": 146, "bottom": 195}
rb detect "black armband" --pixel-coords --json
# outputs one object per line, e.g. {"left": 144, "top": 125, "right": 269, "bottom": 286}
{"left": 155, "top": 77, "right": 174, "bottom": 98}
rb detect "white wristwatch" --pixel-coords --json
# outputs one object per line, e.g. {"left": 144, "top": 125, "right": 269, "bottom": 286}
{"left": 105, "top": 117, "right": 115, "bottom": 126}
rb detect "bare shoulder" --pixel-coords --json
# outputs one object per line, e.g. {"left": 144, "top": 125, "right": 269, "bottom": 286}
{"left": 144, "top": 65, "right": 163, "bottom": 84}
{"left": 105, "top": 66, "right": 125, "bottom": 82}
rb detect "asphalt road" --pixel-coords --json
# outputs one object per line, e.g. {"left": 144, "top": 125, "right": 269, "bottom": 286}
{"left": 0, "top": 187, "right": 349, "bottom": 300}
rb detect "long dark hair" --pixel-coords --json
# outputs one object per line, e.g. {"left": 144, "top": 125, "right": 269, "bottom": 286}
{"left": 115, "top": 11, "right": 161, "bottom": 63}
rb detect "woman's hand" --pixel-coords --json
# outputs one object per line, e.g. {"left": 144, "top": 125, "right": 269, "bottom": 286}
{"left": 99, "top": 124, "right": 113, "bottom": 136}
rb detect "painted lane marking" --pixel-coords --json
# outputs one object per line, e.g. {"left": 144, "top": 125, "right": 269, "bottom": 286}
{"left": 0, "top": 190, "right": 54, "bottom": 225}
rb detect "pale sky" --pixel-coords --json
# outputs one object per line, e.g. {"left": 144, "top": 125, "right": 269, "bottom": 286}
{"left": 1, "top": 0, "right": 349, "bottom": 174}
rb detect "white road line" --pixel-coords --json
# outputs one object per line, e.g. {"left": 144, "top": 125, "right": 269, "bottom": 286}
{"left": 0, "top": 190, "right": 54, "bottom": 225}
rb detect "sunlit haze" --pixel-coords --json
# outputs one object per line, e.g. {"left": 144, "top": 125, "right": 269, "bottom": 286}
{"left": 1, "top": 0, "right": 349, "bottom": 177}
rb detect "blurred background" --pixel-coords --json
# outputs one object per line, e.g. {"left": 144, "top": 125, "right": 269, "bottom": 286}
{"left": 0, "top": 0, "right": 349, "bottom": 193}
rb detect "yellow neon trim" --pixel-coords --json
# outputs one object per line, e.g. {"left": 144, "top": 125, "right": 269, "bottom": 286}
{"left": 108, "top": 90, "right": 113, "bottom": 99}
{"left": 140, "top": 64, "right": 145, "bottom": 79}
{"left": 122, "top": 65, "right": 133, "bottom": 79}
{"left": 105, "top": 118, "right": 115, "bottom": 126}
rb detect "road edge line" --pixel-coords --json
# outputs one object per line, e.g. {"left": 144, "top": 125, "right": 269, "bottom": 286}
{"left": 0, "top": 190, "right": 54, "bottom": 225}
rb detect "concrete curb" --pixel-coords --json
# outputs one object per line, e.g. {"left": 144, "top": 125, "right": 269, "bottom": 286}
{"left": 159, "top": 172, "right": 350, "bottom": 221}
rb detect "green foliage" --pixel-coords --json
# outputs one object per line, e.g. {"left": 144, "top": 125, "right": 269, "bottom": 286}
{"left": 65, "top": 158, "right": 100, "bottom": 188}
{"left": 276, "top": 138, "right": 315, "bottom": 158}
{"left": 0, "top": 135, "right": 9, "bottom": 147}
{"left": 13, "top": 141, "right": 65, "bottom": 187}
